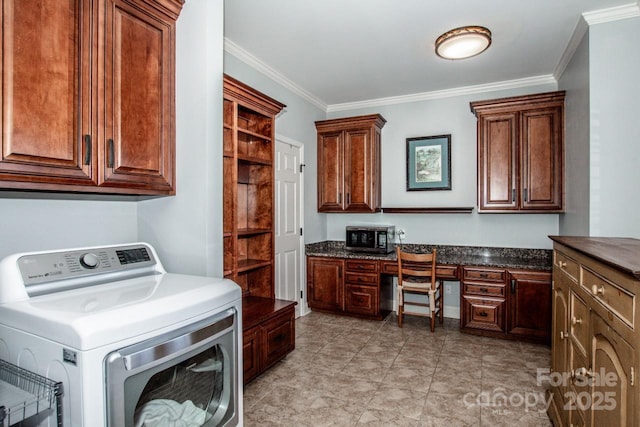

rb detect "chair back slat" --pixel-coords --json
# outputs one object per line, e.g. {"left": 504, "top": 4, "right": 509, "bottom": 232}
{"left": 397, "top": 247, "right": 437, "bottom": 289}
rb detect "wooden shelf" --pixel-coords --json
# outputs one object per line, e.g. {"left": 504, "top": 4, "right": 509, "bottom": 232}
{"left": 237, "top": 228, "right": 271, "bottom": 236}
{"left": 237, "top": 154, "right": 272, "bottom": 166}
{"left": 381, "top": 207, "right": 474, "bottom": 214}
{"left": 238, "top": 127, "right": 271, "bottom": 142}
{"left": 237, "top": 258, "right": 271, "bottom": 273}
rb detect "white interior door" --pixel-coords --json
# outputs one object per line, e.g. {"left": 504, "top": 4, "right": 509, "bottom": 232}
{"left": 275, "top": 137, "right": 305, "bottom": 317}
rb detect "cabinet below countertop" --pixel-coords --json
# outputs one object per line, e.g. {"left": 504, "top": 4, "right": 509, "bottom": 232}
{"left": 306, "top": 241, "right": 553, "bottom": 343}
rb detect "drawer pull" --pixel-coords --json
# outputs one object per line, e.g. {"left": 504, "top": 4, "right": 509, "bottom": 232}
{"left": 571, "top": 316, "right": 582, "bottom": 326}
{"left": 480, "top": 288, "right": 489, "bottom": 293}
{"left": 478, "top": 311, "right": 488, "bottom": 318}
{"left": 560, "top": 331, "right": 569, "bottom": 339}
{"left": 479, "top": 273, "right": 489, "bottom": 278}
{"left": 273, "top": 334, "right": 285, "bottom": 343}
{"left": 591, "top": 285, "right": 605, "bottom": 296}
{"left": 559, "top": 261, "right": 567, "bottom": 268}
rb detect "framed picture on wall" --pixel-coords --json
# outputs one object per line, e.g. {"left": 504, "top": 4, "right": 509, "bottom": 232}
{"left": 406, "top": 134, "right": 451, "bottom": 191}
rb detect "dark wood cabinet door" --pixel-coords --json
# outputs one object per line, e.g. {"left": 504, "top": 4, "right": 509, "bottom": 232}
{"left": 344, "top": 127, "right": 374, "bottom": 212}
{"left": 0, "top": 0, "right": 95, "bottom": 187}
{"left": 242, "top": 326, "right": 260, "bottom": 384}
{"left": 317, "top": 132, "right": 343, "bottom": 211}
{"left": 520, "top": 107, "right": 563, "bottom": 211}
{"left": 101, "top": 0, "right": 175, "bottom": 193}
{"left": 507, "top": 270, "right": 552, "bottom": 342}
{"left": 307, "top": 257, "right": 344, "bottom": 312}
{"left": 477, "top": 112, "right": 518, "bottom": 211}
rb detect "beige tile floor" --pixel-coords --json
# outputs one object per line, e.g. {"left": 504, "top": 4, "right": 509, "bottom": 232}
{"left": 243, "top": 311, "right": 553, "bottom": 426}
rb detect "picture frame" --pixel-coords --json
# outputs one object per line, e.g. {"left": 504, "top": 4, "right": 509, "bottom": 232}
{"left": 406, "top": 134, "right": 451, "bottom": 191}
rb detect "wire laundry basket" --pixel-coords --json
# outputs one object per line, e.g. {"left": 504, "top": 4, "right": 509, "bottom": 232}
{"left": 0, "top": 359, "right": 62, "bottom": 427}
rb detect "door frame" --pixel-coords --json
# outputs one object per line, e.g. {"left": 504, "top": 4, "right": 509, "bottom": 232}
{"left": 275, "top": 134, "right": 309, "bottom": 317}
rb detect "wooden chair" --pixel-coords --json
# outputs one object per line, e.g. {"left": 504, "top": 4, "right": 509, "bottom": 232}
{"left": 396, "top": 247, "right": 444, "bottom": 332}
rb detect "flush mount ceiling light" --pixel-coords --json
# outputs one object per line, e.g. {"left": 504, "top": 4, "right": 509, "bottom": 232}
{"left": 435, "top": 26, "right": 492, "bottom": 60}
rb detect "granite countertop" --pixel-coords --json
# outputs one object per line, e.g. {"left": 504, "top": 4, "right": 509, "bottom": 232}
{"left": 306, "top": 241, "right": 553, "bottom": 271}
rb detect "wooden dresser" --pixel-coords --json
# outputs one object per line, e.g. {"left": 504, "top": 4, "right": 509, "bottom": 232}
{"left": 548, "top": 236, "right": 640, "bottom": 427}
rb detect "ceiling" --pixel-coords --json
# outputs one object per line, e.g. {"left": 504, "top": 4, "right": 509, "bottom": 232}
{"left": 224, "top": 0, "right": 638, "bottom": 109}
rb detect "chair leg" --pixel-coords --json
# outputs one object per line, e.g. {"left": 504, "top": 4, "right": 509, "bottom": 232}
{"left": 398, "top": 289, "right": 403, "bottom": 328}
{"left": 439, "top": 283, "right": 444, "bottom": 324}
{"left": 430, "top": 310, "right": 435, "bottom": 332}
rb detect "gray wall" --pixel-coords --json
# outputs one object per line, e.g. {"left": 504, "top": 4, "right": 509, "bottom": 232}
{"left": 588, "top": 17, "right": 640, "bottom": 238}
{"left": 558, "top": 28, "right": 591, "bottom": 236}
{"left": 325, "top": 84, "right": 560, "bottom": 250}
{"left": 138, "top": 0, "right": 224, "bottom": 276}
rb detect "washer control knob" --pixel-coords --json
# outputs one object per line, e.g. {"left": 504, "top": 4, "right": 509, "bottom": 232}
{"left": 80, "top": 253, "right": 100, "bottom": 269}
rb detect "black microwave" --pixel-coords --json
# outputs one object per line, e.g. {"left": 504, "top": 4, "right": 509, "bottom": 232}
{"left": 345, "top": 226, "right": 395, "bottom": 254}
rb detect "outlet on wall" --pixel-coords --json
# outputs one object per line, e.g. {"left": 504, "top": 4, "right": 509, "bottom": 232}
{"left": 397, "top": 228, "right": 406, "bottom": 240}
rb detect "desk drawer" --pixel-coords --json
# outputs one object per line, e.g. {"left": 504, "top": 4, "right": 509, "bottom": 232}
{"left": 436, "top": 265, "right": 459, "bottom": 280}
{"left": 581, "top": 267, "right": 635, "bottom": 327}
{"left": 462, "top": 296, "right": 505, "bottom": 332}
{"left": 345, "top": 285, "right": 378, "bottom": 316}
{"left": 554, "top": 250, "right": 579, "bottom": 283}
{"left": 464, "top": 282, "right": 505, "bottom": 297}
{"left": 463, "top": 267, "right": 505, "bottom": 283}
{"left": 345, "top": 259, "right": 378, "bottom": 273}
{"left": 345, "top": 272, "right": 378, "bottom": 286}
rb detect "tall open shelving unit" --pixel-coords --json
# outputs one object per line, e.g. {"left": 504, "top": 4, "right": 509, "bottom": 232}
{"left": 223, "top": 75, "right": 296, "bottom": 384}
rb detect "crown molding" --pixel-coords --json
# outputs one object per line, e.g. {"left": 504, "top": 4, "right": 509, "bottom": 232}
{"left": 554, "top": 17, "right": 589, "bottom": 80}
{"left": 223, "top": 38, "right": 328, "bottom": 111}
{"left": 326, "top": 75, "right": 557, "bottom": 113}
{"left": 554, "top": 2, "right": 639, "bottom": 81}
{"left": 582, "top": 2, "right": 640, "bottom": 25}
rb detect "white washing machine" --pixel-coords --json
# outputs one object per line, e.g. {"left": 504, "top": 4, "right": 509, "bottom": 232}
{"left": 0, "top": 242, "right": 242, "bottom": 426}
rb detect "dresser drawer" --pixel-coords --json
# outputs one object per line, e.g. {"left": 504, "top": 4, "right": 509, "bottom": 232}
{"left": 555, "top": 250, "right": 579, "bottom": 283}
{"left": 463, "top": 267, "right": 506, "bottom": 283}
{"left": 345, "top": 259, "right": 378, "bottom": 273}
{"left": 345, "top": 272, "right": 378, "bottom": 286}
{"left": 569, "top": 291, "right": 589, "bottom": 357}
{"left": 463, "top": 282, "right": 505, "bottom": 297}
{"left": 581, "top": 267, "right": 635, "bottom": 327}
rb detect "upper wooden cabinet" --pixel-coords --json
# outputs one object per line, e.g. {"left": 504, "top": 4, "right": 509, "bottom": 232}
{"left": 315, "top": 114, "right": 386, "bottom": 213}
{"left": 0, "top": 0, "right": 183, "bottom": 195}
{"left": 470, "top": 91, "right": 565, "bottom": 212}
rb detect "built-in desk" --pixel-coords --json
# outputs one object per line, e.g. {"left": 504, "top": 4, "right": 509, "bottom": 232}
{"left": 306, "top": 241, "right": 553, "bottom": 343}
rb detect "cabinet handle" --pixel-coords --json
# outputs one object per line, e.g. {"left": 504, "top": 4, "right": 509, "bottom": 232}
{"left": 560, "top": 331, "right": 568, "bottom": 339}
{"left": 510, "top": 279, "right": 515, "bottom": 294}
{"left": 559, "top": 261, "right": 567, "bottom": 268}
{"left": 524, "top": 188, "right": 528, "bottom": 202}
{"left": 478, "top": 311, "right": 488, "bottom": 317}
{"left": 512, "top": 188, "right": 516, "bottom": 202}
{"left": 107, "top": 139, "right": 115, "bottom": 168}
{"left": 479, "top": 287, "right": 489, "bottom": 293}
{"left": 571, "top": 316, "right": 582, "bottom": 326}
{"left": 273, "top": 334, "right": 285, "bottom": 343}
{"left": 479, "top": 273, "right": 488, "bottom": 278}
{"left": 573, "top": 367, "right": 594, "bottom": 380}
{"left": 83, "top": 135, "right": 91, "bottom": 165}
{"left": 346, "top": 193, "right": 350, "bottom": 204}
{"left": 591, "top": 285, "right": 605, "bottom": 296}
{"left": 338, "top": 193, "right": 342, "bottom": 204}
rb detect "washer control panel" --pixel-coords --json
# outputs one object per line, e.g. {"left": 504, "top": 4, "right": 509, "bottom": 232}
{"left": 17, "top": 244, "right": 157, "bottom": 286}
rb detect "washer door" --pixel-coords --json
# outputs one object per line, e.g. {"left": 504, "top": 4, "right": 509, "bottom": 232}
{"left": 105, "top": 309, "right": 238, "bottom": 427}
